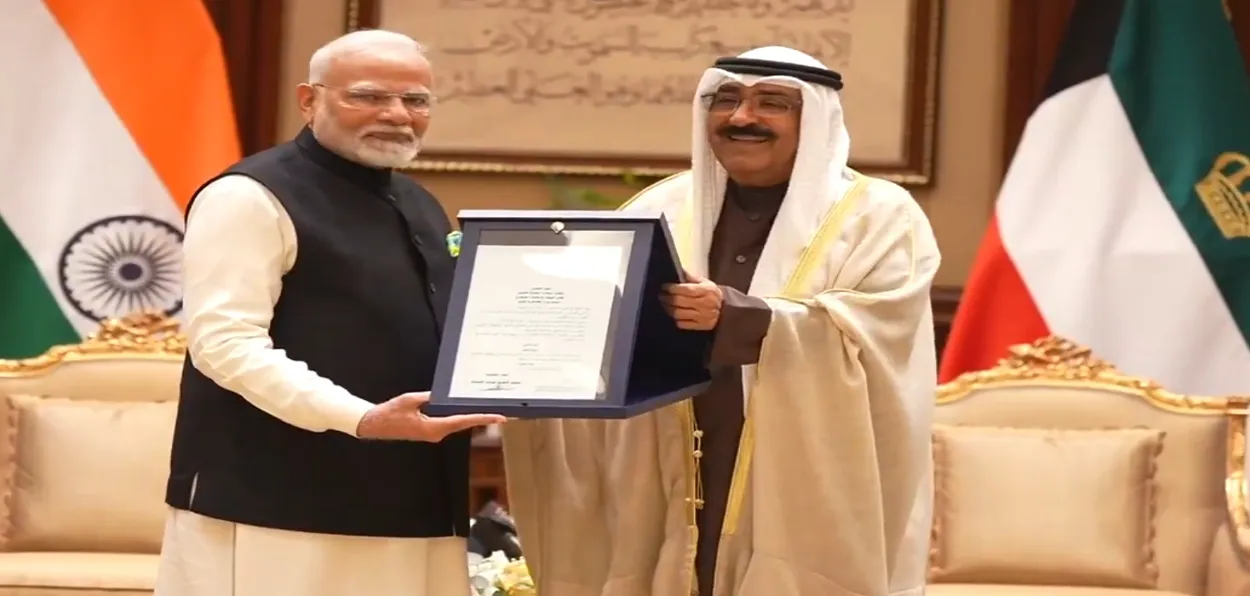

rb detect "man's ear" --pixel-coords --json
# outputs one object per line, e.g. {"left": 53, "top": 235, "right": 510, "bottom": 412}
{"left": 295, "top": 84, "right": 317, "bottom": 122}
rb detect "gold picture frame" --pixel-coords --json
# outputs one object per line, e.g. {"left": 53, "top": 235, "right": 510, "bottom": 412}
{"left": 345, "top": 0, "right": 942, "bottom": 185}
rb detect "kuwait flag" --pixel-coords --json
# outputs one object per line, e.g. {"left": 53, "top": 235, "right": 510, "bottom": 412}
{"left": 940, "top": 0, "right": 1250, "bottom": 396}
{"left": 0, "top": 1, "right": 239, "bottom": 358}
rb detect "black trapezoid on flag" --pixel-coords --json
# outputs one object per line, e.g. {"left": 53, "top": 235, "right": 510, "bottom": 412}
{"left": 57, "top": 215, "right": 184, "bottom": 322}
{"left": 1041, "top": 0, "right": 1128, "bottom": 103}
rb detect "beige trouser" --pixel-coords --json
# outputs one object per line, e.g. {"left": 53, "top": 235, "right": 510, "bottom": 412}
{"left": 155, "top": 508, "right": 470, "bottom": 596}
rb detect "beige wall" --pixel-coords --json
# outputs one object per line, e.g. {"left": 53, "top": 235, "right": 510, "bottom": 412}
{"left": 278, "top": 0, "right": 1007, "bottom": 287}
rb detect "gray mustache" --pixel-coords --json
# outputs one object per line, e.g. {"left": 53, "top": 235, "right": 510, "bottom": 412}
{"left": 718, "top": 125, "right": 775, "bottom": 139}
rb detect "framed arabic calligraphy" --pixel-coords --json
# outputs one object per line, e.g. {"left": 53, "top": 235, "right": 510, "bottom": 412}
{"left": 345, "top": 0, "right": 941, "bottom": 185}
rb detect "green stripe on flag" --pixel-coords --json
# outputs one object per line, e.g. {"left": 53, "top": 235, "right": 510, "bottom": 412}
{"left": 0, "top": 218, "right": 78, "bottom": 358}
{"left": 1109, "top": 0, "right": 1250, "bottom": 347}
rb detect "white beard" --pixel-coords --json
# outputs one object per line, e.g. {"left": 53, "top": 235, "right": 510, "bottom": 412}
{"left": 352, "top": 136, "right": 421, "bottom": 169}
{"left": 312, "top": 105, "right": 421, "bottom": 169}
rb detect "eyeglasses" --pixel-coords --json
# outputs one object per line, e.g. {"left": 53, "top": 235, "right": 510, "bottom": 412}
{"left": 313, "top": 84, "right": 436, "bottom": 114}
{"left": 701, "top": 92, "right": 801, "bottom": 117}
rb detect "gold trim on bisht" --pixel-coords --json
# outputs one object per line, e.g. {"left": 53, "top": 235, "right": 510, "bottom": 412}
{"left": 0, "top": 310, "right": 186, "bottom": 377}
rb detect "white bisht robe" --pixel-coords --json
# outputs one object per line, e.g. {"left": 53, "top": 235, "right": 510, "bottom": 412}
{"left": 503, "top": 46, "right": 940, "bottom": 596}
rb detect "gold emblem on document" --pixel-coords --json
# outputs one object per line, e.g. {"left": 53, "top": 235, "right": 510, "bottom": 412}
{"left": 1195, "top": 151, "right": 1250, "bottom": 239}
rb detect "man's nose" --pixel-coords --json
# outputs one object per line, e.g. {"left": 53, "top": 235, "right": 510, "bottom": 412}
{"left": 727, "top": 103, "right": 758, "bottom": 126}
{"left": 377, "top": 100, "right": 412, "bottom": 125}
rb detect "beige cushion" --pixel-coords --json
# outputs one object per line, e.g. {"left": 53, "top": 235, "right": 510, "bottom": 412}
{"left": 0, "top": 551, "right": 156, "bottom": 595}
{"left": 4, "top": 395, "right": 175, "bottom": 554}
{"left": 930, "top": 425, "right": 1164, "bottom": 589}
{"left": 0, "top": 358, "right": 182, "bottom": 404}
{"left": 934, "top": 385, "right": 1227, "bottom": 596}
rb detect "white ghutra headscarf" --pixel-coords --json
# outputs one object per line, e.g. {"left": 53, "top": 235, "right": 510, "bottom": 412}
{"left": 686, "top": 46, "right": 855, "bottom": 296}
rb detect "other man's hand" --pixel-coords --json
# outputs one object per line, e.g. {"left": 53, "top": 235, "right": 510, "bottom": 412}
{"left": 661, "top": 270, "right": 724, "bottom": 331}
{"left": 356, "top": 392, "right": 505, "bottom": 442}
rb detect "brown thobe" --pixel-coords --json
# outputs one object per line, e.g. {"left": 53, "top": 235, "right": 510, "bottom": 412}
{"left": 692, "top": 180, "right": 787, "bottom": 596}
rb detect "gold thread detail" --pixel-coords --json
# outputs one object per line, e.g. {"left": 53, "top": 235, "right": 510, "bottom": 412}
{"left": 0, "top": 311, "right": 186, "bottom": 378}
{"left": 674, "top": 403, "right": 701, "bottom": 596}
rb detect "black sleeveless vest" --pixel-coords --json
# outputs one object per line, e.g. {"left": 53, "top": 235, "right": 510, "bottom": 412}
{"left": 165, "top": 128, "right": 470, "bottom": 538}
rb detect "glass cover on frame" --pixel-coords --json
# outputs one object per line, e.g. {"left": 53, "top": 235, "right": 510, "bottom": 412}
{"left": 447, "top": 228, "right": 635, "bottom": 401}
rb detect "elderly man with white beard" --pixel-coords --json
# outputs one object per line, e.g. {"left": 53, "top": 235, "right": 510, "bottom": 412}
{"left": 155, "top": 30, "right": 503, "bottom": 596}
{"left": 502, "top": 46, "right": 940, "bottom": 596}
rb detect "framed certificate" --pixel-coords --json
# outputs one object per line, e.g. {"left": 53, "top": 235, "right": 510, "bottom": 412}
{"left": 426, "top": 210, "right": 713, "bottom": 419}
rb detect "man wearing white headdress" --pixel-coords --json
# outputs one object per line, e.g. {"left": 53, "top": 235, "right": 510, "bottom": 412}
{"left": 502, "top": 46, "right": 939, "bottom": 596}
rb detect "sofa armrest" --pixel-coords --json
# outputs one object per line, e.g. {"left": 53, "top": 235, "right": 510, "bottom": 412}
{"left": 1209, "top": 406, "right": 1250, "bottom": 596}
{"left": 1208, "top": 523, "right": 1250, "bottom": 596}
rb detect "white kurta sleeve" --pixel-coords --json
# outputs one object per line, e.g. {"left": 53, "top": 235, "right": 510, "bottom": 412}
{"left": 182, "top": 174, "right": 375, "bottom": 437}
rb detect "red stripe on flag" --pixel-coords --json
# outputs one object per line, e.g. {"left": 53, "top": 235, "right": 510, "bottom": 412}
{"left": 939, "top": 217, "right": 1050, "bottom": 382}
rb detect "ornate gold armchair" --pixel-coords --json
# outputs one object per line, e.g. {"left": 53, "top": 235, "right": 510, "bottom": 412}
{"left": 0, "top": 312, "right": 183, "bottom": 596}
{"left": 927, "top": 336, "right": 1250, "bottom": 596}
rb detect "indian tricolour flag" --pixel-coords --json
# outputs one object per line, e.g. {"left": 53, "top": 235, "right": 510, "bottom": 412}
{"left": 0, "top": 0, "right": 239, "bottom": 358}
{"left": 940, "top": 0, "right": 1250, "bottom": 396}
